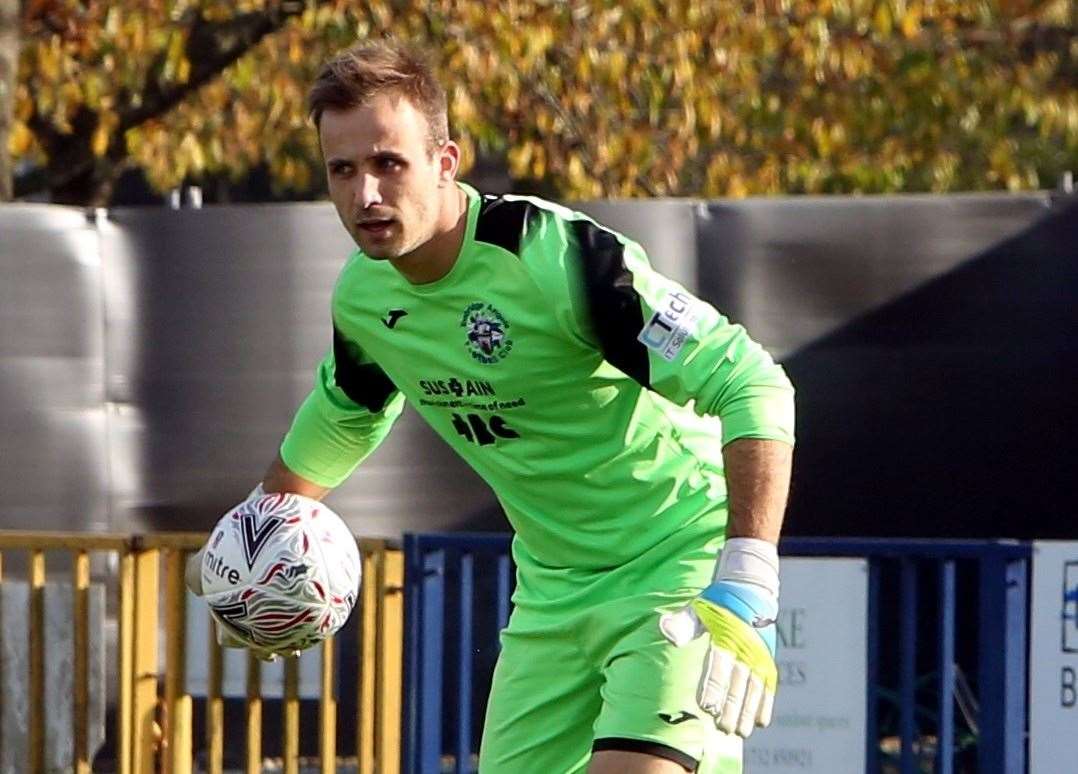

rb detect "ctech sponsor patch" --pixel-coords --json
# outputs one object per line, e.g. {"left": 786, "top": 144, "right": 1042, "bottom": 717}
{"left": 638, "top": 289, "right": 700, "bottom": 362}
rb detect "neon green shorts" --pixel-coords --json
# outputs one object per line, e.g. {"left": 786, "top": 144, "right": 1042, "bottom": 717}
{"left": 478, "top": 528, "right": 742, "bottom": 773}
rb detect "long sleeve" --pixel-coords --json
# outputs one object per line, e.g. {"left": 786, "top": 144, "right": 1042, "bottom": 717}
{"left": 279, "top": 327, "right": 405, "bottom": 488}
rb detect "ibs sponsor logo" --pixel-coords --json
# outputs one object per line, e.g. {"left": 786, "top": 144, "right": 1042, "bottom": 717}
{"left": 461, "top": 302, "right": 513, "bottom": 364}
{"left": 1064, "top": 561, "right": 1078, "bottom": 653}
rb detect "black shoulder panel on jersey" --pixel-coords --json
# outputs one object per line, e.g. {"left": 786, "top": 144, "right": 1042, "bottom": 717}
{"left": 475, "top": 195, "right": 538, "bottom": 257}
{"left": 332, "top": 327, "right": 397, "bottom": 412}
{"left": 570, "top": 219, "right": 651, "bottom": 388}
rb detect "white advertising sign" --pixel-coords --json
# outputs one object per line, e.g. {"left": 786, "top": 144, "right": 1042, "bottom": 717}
{"left": 1029, "top": 541, "right": 1078, "bottom": 773}
{"left": 745, "top": 558, "right": 869, "bottom": 773}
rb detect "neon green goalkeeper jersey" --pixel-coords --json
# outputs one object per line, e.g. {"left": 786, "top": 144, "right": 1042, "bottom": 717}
{"left": 281, "top": 183, "right": 794, "bottom": 577}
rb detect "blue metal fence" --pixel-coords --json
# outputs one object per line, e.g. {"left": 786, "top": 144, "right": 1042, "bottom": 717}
{"left": 403, "top": 534, "right": 514, "bottom": 774}
{"left": 403, "top": 534, "right": 1031, "bottom": 774}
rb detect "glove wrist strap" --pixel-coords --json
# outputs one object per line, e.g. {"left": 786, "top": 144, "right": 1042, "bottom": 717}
{"left": 716, "top": 537, "right": 780, "bottom": 602}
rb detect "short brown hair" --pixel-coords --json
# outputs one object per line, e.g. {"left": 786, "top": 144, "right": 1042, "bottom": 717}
{"left": 307, "top": 41, "right": 449, "bottom": 151}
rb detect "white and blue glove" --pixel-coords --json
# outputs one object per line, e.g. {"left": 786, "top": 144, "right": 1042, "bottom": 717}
{"left": 659, "top": 538, "right": 779, "bottom": 739}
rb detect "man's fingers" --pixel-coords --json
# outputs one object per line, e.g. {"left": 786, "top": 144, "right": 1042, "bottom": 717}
{"left": 757, "top": 687, "right": 775, "bottom": 728}
{"left": 697, "top": 646, "right": 734, "bottom": 716}
{"left": 717, "top": 661, "right": 751, "bottom": 734}
{"left": 699, "top": 645, "right": 775, "bottom": 737}
{"left": 668, "top": 596, "right": 779, "bottom": 738}
{"left": 736, "top": 674, "right": 765, "bottom": 737}
{"left": 659, "top": 605, "right": 706, "bottom": 647}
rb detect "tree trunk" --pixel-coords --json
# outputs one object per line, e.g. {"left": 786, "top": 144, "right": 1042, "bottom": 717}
{"left": 0, "top": 0, "right": 19, "bottom": 201}
{"left": 42, "top": 104, "right": 124, "bottom": 206}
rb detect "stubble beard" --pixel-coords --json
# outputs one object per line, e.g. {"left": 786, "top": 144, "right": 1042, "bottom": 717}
{"left": 351, "top": 190, "right": 440, "bottom": 261}
{"left": 351, "top": 220, "right": 404, "bottom": 260}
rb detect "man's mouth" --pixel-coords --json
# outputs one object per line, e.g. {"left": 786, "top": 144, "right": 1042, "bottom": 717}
{"left": 357, "top": 218, "right": 395, "bottom": 236}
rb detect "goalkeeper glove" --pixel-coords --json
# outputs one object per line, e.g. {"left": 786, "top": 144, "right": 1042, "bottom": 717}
{"left": 659, "top": 537, "right": 779, "bottom": 739}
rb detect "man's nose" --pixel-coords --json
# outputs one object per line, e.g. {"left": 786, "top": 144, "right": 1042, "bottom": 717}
{"left": 357, "top": 174, "right": 382, "bottom": 209}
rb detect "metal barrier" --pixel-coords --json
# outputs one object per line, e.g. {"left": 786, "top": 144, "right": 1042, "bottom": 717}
{"left": 403, "top": 533, "right": 1032, "bottom": 774}
{"left": 0, "top": 531, "right": 404, "bottom": 774}
{"left": 402, "top": 534, "right": 513, "bottom": 774}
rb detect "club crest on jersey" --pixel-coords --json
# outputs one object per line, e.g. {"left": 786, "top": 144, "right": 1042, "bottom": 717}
{"left": 461, "top": 302, "right": 513, "bottom": 364}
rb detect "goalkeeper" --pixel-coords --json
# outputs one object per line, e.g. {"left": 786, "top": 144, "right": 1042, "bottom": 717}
{"left": 190, "top": 41, "right": 794, "bottom": 774}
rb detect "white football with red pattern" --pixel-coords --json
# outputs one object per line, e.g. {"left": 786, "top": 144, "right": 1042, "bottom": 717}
{"left": 200, "top": 492, "right": 361, "bottom": 653}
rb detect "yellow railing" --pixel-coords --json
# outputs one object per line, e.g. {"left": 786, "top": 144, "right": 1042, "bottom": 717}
{"left": 0, "top": 531, "right": 404, "bottom": 774}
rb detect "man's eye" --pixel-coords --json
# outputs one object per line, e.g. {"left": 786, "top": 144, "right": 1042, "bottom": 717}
{"left": 331, "top": 164, "right": 353, "bottom": 177}
{"left": 378, "top": 158, "right": 402, "bottom": 172}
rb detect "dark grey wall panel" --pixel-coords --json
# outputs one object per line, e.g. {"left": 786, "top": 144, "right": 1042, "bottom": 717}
{"left": 101, "top": 204, "right": 496, "bottom": 538}
{"left": 3, "top": 192, "right": 1074, "bottom": 540}
{"left": 0, "top": 205, "right": 109, "bottom": 531}
{"left": 693, "top": 194, "right": 1077, "bottom": 539}
{"left": 696, "top": 194, "right": 1052, "bottom": 358}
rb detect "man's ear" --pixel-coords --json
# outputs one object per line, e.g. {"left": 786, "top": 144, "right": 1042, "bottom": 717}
{"left": 438, "top": 140, "right": 461, "bottom": 185}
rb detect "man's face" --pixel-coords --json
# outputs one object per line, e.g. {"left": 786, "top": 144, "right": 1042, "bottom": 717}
{"left": 319, "top": 93, "right": 449, "bottom": 259}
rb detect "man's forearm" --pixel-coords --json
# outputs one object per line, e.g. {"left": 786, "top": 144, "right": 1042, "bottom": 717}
{"left": 261, "top": 453, "right": 333, "bottom": 500}
{"left": 722, "top": 438, "right": 793, "bottom": 544}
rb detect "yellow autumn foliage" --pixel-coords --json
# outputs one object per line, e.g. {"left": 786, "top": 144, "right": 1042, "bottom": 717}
{"left": 9, "top": 0, "right": 1077, "bottom": 202}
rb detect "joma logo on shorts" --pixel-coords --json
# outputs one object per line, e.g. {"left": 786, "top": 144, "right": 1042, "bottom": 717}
{"left": 658, "top": 711, "right": 696, "bottom": 725}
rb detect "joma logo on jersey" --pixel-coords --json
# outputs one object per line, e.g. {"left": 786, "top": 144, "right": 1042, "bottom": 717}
{"left": 461, "top": 302, "right": 513, "bottom": 363}
{"left": 419, "top": 378, "right": 496, "bottom": 398}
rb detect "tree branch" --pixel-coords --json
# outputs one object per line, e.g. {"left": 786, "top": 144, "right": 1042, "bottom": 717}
{"left": 118, "top": 1, "right": 309, "bottom": 132}
{"left": 19, "top": 0, "right": 318, "bottom": 199}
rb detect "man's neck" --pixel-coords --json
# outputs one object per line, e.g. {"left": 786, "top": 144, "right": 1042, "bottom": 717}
{"left": 390, "top": 185, "right": 468, "bottom": 285}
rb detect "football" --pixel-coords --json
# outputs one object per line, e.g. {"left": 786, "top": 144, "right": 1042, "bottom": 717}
{"left": 200, "top": 492, "right": 361, "bottom": 654}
